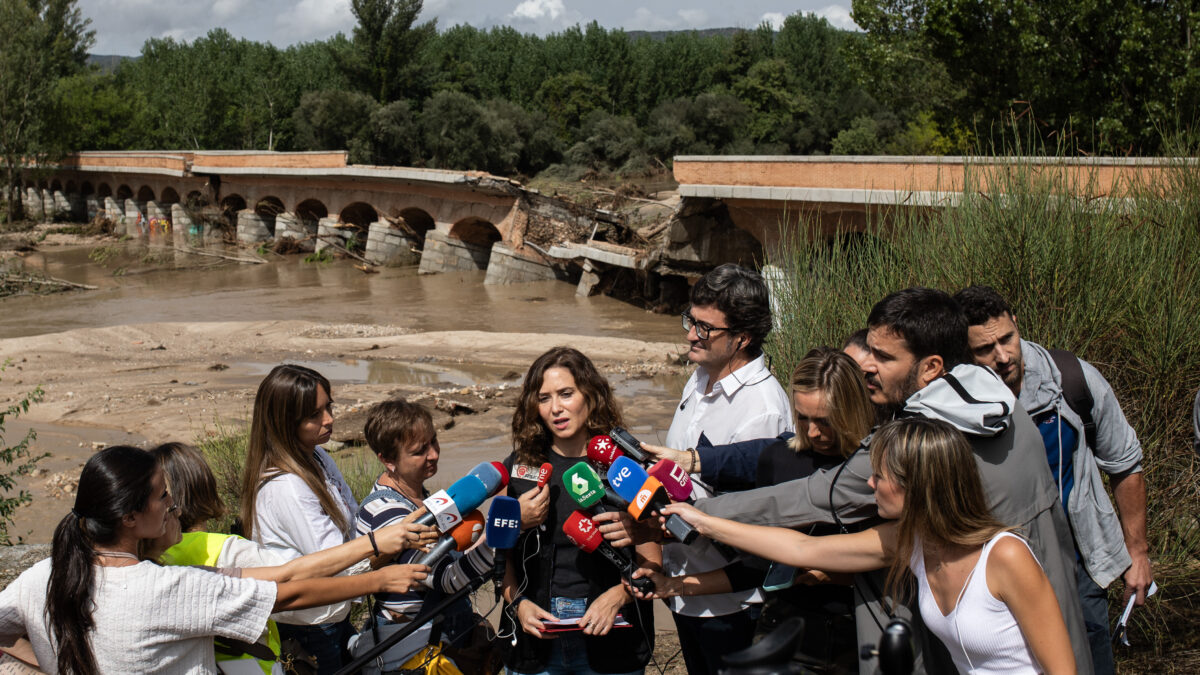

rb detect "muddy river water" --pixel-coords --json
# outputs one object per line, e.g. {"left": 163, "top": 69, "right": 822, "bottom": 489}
{"left": 1, "top": 242, "right": 689, "bottom": 544}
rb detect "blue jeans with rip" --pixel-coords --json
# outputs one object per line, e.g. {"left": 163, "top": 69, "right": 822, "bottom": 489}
{"left": 508, "top": 597, "right": 643, "bottom": 675}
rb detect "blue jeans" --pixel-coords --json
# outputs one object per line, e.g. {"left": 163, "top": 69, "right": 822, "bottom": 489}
{"left": 277, "top": 619, "right": 352, "bottom": 675}
{"left": 1077, "top": 560, "right": 1116, "bottom": 675}
{"left": 508, "top": 597, "right": 643, "bottom": 675}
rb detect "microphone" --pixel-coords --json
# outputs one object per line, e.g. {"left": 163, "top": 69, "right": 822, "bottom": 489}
{"left": 416, "top": 462, "right": 510, "bottom": 532}
{"left": 415, "top": 509, "right": 484, "bottom": 568}
{"left": 608, "top": 457, "right": 698, "bottom": 545}
{"left": 486, "top": 496, "right": 522, "bottom": 601}
{"left": 608, "top": 427, "right": 653, "bottom": 465}
{"left": 485, "top": 496, "right": 522, "bottom": 548}
{"left": 648, "top": 459, "right": 694, "bottom": 503}
{"left": 536, "top": 462, "right": 552, "bottom": 488}
{"left": 586, "top": 435, "right": 623, "bottom": 470}
{"left": 563, "top": 511, "right": 652, "bottom": 593}
{"left": 562, "top": 461, "right": 628, "bottom": 513}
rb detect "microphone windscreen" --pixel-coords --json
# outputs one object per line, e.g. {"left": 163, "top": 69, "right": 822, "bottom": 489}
{"left": 467, "top": 462, "right": 505, "bottom": 493}
{"left": 627, "top": 476, "right": 668, "bottom": 520}
{"left": 648, "top": 459, "right": 693, "bottom": 502}
{"left": 489, "top": 461, "right": 510, "bottom": 487}
{"left": 450, "top": 510, "right": 485, "bottom": 551}
{"left": 562, "top": 461, "right": 605, "bottom": 508}
{"left": 485, "top": 496, "right": 522, "bottom": 548}
{"left": 586, "top": 435, "right": 622, "bottom": 468}
{"left": 536, "top": 462, "right": 553, "bottom": 488}
{"left": 562, "top": 510, "right": 602, "bottom": 553}
{"left": 444, "top": 474, "right": 490, "bottom": 512}
{"left": 607, "top": 455, "right": 649, "bottom": 503}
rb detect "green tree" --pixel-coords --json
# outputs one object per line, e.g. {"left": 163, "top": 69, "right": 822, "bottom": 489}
{"left": 53, "top": 72, "right": 142, "bottom": 150}
{"left": 0, "top": 0, "right": 93, "bottom": 222}
{"left": 534, "top": 71, "right": 610, "bottom": 142}
{"left": 291, "top": 89, "right": 379, "bottom": 160}
{"left": 336, "top": 0, "right": 436, "bottom": 102}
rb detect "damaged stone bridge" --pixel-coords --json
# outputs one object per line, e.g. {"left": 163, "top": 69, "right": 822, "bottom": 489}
{"left": 15, "top": 150, "right": 627, "bottom": 285}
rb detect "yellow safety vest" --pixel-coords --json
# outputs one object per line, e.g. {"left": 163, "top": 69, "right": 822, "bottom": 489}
{"left": 162, "top": 531, "right": 282, "bottom": 675}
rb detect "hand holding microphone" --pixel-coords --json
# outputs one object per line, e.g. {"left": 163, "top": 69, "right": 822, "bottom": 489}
{"left": 563, "top": 511, "right": 653, "bottom": 594}
{"left": 608, "top": 456, "right": 699, "bottom": 545}
{"left": 415, "top": 510, "right": 485, "bottom": 570}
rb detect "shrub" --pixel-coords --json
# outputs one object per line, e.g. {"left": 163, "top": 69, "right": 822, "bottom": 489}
{"left": 0, "top": 365, "right": 46, "bottom": 545}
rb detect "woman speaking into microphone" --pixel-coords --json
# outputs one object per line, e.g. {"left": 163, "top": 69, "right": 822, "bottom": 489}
{"left": 500, "top": 347, "right": 658, "bottom": 675}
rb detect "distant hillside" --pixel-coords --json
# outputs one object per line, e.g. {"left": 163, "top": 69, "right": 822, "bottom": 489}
{"left": 87, "top": 54, "right": 135, "bottom": 74}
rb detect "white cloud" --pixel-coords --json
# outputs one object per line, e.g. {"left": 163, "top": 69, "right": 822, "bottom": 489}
{"left": 212, "top": 0, "right": 248, "bottom": 21}
{"left": 760, "top": 12, "right": 786, "bottom": 30}
{"left": 676, "top": 9, "right": 708, "bottom": 26}
{"left": 629, "top": 7, "right": 710, "bottom": 31}
{"left": 277, "top": 0, "right": 355, "bottom": 42}
{"left": 815, "top": 4, "right": 860, "bottom": 31}
{"left": 511, "top": 0, "right": 564, "bottom": 21}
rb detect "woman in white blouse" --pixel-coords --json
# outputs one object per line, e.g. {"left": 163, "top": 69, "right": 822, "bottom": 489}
{"left": 239, "top": 364, "right": 361, "bottom": 674}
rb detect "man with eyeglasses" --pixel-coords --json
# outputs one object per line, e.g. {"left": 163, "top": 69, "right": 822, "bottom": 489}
{"left": 657, "top": 263, "right": 793, "bottom": 674}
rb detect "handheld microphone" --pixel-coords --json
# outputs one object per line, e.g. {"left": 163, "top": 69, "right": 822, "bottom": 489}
{"left": 416, "top": 462, "right": 509, "bottom": 532}
{"left": 536, "top": 462, "right": 552, "bottom": 488}
{"left": 562, "top": 461, "right": 629, "bottom": 512}
{"left": 486, "top": 496, "right": 522, "bottom": 602}
{"left": 563, "top": 511, "right": 653, "bottom": 593}
{"left": 608, "top": 457, "right": 698, "bottom": 545}
{"left": 416, "top": 509, "right": 484, "bottom": 568}
{"left": 608, "top": 427, "right": 653, "bottom": 465}
{"left": 485, "top": 496, "right": 522, "bottom": 548}
{"left": 586, "top": 435, "right": 623, "bottom": 470}
{"left": 648, "top": 459, "right": 694, "bottom": 503}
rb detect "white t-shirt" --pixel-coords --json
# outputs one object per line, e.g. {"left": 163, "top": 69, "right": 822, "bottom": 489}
{"left": 253, "top": 446, "right": 361, "bottom": 624}
{"left": 663, "top": 354, "right": 793, "bottom": 617}
{"left": 0, "top": 558, "right": 276, "bottom": 674}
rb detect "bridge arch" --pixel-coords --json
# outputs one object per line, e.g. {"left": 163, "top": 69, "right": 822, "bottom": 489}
{"left": 339, "top": 202, "right": 378, "bottom": 228}
{"left": 80, "top": 181, "right": 94, "bottom": 195}
{"left": 50, "top": 179, "right": 63, "bottom": 191}
{"left": 449, "top": 216, "right": 501, "bottom": 247}
{"left": 136, "top": 186, "right": 155, "bottom": 202}
{"left": 116, "top": 185, "right": 133, "bottom": 200}
{"left": 220, "top": 194, "right": 247, "bottom": 232}
{"left": 295, "top": 199, "right": 327, "bottom": 222}
{"left": 396, "top": 207, "right": 435, "bottom": 244}
{"left": 65, "top": 180, "right": 77, "bottom": 193}
{"left": 186, "top": 190, "right": 207, "bottom": 207}
{"left": 160, "top": 187, "right": 180, "bottom": 204}
{"left": 97, "top": 183, "right": 112, "bottom": 198}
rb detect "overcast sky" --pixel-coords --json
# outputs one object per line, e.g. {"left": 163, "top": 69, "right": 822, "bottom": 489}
{"left": 79, "top": 0, "right": 859, "bottom": 56}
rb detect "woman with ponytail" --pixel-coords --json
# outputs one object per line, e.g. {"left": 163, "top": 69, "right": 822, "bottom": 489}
{"left": 0, "top": 446, "right": 428, "bottom": 674}
{"left": 239, "top": 364, "right": 361, "bottom": 673}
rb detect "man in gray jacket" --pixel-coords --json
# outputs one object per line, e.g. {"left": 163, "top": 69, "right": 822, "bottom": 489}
{"left": 954, "top": 285, "right": 1153, "bottom": 675}
{"left": 691, "top": 287, "right": 1093, "bottom": 673}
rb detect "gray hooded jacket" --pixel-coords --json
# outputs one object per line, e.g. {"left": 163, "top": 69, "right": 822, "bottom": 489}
{"left": 1018, "top": 339, "right": 1141, "bottom": 588}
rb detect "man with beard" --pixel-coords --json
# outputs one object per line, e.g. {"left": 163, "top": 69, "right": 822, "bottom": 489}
{"left": 954, "top": 285, "right": 1152, "bottom": 675}
{"left": 685, "top": 287, "right": 1093, "bottom": 674}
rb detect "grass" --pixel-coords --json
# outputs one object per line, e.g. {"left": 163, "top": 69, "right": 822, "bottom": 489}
{"left": 761, "top": 143, "right": 1200, "bottom": 669}
{"left": 196, "top": 423, "right": 381, "bottom": 535}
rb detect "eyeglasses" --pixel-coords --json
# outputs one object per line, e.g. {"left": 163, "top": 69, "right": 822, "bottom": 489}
{"left": 681, "top": 311, "right": 731, "bottom": 341}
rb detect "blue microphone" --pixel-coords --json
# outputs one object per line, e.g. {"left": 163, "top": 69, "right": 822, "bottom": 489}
{"left": 607, "top": 455, "right": 649, "bottom": 504}
{"left": 487, "top": 495, "right": 523, "bottom": 601}
{"left": 416, "top": 463, "right": 509, "bottom": 532}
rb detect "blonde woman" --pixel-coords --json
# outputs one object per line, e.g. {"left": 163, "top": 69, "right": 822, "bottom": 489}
{"left": 660, "top": 418, "right": 1075, "bottom": 675}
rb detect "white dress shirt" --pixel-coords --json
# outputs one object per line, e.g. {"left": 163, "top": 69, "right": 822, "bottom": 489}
{"left": 664, "top": 353, "right": 793, "bottom": 617}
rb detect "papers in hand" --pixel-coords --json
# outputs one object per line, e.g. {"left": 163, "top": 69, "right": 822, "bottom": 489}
{"left": 1113, "top": 581, "right": 1158, "bottom": 647}
{"left": 541, "top": 614, "right": 633, "bottom": 633}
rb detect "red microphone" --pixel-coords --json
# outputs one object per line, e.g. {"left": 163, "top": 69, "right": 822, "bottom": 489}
{"left": 647, "top": 459, "right": 694, "bottom": 503}
{"left": 587, "top": 435, "right": 623, "bottom": 470}
{"left": 536, "top": 462, "right": 553, "bottom": 488}
{"left": 563, "top": 511, "right": 653, "bottom": 593}
{"left": 489, "top": 462, "right": 511, "bottom": 488}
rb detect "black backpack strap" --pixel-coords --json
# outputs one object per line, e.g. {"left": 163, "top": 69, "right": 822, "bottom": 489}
{"left": 1048, "top": 348, "right": 1097, "bottom": 448}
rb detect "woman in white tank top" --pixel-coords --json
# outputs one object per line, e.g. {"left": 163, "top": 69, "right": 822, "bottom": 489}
{"left": 660, "top": 417, "right": 1075, "bottom": 675}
